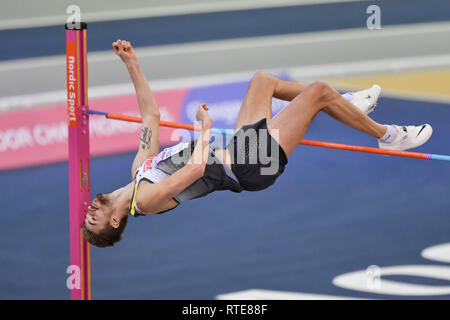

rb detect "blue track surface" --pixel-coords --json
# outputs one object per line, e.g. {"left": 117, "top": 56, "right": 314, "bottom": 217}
{"left": 1, "top": 96, "right": 449, "bottom": 299}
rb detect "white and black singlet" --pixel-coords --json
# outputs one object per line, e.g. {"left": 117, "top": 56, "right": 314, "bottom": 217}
{"left": 130, "top": 140, "right": 243, "bottom": 216}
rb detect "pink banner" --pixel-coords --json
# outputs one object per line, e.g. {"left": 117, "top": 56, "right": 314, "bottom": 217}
{"left": 0, "top": 88, "right": 188, "bottom": 171}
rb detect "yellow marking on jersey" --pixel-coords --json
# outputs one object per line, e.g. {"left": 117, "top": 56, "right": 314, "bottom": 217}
{"left": 130, "top": 183, "right": 139, "bottom": 216}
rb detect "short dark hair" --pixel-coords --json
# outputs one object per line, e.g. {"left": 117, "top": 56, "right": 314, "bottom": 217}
{"left": 82, "top": 215, "right": 128, "bottom": 248}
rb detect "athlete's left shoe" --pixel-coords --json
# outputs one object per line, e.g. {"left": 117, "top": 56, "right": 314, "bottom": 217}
{"left": 378, "top": 124, "right": 433, "bottom": 151}
{"left": 349, "top": 84, "right": 381, "bottom": 115}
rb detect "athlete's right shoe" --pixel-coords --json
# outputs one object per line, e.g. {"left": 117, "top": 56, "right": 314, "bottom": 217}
{"left": 350, "top": 84, "right": 381, "bottom": 115}
{"left": 378, "top": 124, "right": 433, "bottom": 151}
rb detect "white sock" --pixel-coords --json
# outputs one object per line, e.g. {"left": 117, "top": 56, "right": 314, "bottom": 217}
{"left": 341, "top": 92, "right": 353, "bottom": 102}
{"left": 379, "top": 125, "right": 398, "bottom": 144}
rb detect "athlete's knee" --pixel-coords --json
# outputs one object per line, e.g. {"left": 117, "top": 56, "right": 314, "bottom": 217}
{"left": 308, "top": 81, "right": 335, "bottom": 103}
{"left": 309, "top": 80, "right": 331, "bottom": 94}
{"left": 250, "top": 72, "right": 277, "bottom": 88}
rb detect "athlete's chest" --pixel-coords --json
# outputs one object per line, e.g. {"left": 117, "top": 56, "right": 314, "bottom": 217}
{"left": 135, "top": 178, "right": 179, "bottom": 214}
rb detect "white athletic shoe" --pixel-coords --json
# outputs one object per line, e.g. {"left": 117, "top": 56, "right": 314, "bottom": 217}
{"left": 378, "top": 124, "right": 433, "bottom": 151}
{"left": 350, "top": 84, "right": 381, "bottom": 115}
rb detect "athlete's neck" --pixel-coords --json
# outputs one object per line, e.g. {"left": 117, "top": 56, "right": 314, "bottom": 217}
{"left": 108, "top": 181, "right": 134, "bottom": 219}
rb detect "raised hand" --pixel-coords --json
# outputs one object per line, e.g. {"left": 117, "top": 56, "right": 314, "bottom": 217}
{"left": 195, "top": 104, "right": 212, "bottom": 127}
{"left": 112, "top": 39, "right": 137, "bottom": 64}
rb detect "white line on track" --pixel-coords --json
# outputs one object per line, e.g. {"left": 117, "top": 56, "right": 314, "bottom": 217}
{"left": 1, "top": 21, "right": 450, "bottom": 111}
{"left": 1, "top": 53, "right": 450, "bottom": 112}
{"left": 288, "top": 54, "right": 450, "bottom": 79}
{"left": 215, "top": 289, "right": 365, "bottom": 300}
{"left": 0, "top": 0, "right": 364, "bottom": 30}
{"left": 1, "top": 21, "right": 450, "bottom": 74}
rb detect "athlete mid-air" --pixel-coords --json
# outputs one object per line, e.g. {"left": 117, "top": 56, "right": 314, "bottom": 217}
{"left": 82, "top": 40, "right": 432, "bottom": 248}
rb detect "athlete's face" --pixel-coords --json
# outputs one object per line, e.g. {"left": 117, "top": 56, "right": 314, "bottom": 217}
{"left": 84, "top": 193, "right": 113, "bottom": 234}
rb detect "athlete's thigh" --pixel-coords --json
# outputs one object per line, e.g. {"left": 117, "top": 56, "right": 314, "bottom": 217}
{"left": 267, "top": 84, "right": 322, "bottom": 158}
{"left": 234, "top": 73, "right": 276, "bottom": 131}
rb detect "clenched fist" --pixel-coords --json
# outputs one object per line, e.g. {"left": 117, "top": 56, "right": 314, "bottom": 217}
{"left": 112, "top": 39, "right": 137, "bottom": 64}
{"left": 195, "top": 104, "right": 212, "bottom": 128}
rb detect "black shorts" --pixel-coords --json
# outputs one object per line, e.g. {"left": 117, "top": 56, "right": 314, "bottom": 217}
{"left": 227, "top": 118, "right": 288, "bottom": 191}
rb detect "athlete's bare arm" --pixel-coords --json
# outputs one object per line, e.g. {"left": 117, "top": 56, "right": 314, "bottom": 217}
{"left": 135, "top": 104, "right": 213, "bottom": 214}
{"left": 113, "top": 39, "right": 161, "bottom": 180}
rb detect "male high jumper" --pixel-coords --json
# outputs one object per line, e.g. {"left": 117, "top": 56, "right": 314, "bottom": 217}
{"left": 82, "top": 40, "right": 432, "bottom": 247}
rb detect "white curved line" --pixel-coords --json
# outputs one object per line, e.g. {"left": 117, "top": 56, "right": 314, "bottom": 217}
{"left": 421, "top": 243, "right": 450, "bottom": 264}
{"left": 333, "top": 265, "right": 450, "bottom": 296}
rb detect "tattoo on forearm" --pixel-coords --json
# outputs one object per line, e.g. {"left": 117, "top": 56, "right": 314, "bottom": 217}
{"left": 140, "top": 127, "right": 152, "bottom": 150}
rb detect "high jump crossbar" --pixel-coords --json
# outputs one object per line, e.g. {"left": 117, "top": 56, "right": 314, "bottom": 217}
{"left": 86, "top": 109, "right": 450, "bottom": 162}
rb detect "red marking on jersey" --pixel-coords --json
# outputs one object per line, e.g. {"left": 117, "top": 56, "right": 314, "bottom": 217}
{"left": 143, "top": 157, "right": 154, "bottom": 172}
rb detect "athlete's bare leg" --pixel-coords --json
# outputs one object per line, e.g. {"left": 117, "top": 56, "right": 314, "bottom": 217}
{"left": 267, "top": 81, "right": 387, "bottom": 157}
{"left": 234, "top": 72, "right": 301, "bottom": 131}
{"left": 235, "top": 72, "right": 377, "bottom": 132}
{"left": 230, "top": 72, "right": 386, "bottom": 160}
{"left": 215, "top": 73, "right": 278, "bottom": 167}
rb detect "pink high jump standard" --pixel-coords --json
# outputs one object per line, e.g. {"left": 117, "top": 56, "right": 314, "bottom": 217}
{"left": 66, "top": 22, "right": 91, "bottom": 300}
